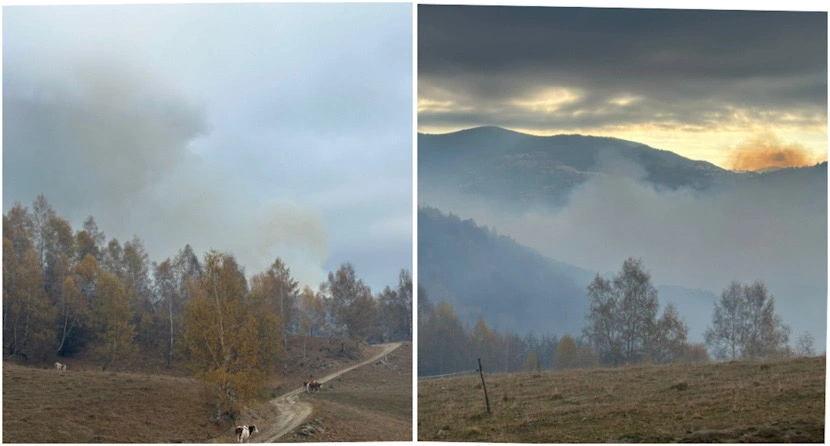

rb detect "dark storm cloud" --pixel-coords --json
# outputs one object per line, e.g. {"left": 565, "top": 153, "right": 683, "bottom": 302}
{"left": 418, "top": 6, "right": 827, "bottom": 132}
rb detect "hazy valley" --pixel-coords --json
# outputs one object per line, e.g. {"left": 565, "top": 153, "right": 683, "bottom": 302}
{"left": 418, "top": 126, "right": 827, "bottom": 352}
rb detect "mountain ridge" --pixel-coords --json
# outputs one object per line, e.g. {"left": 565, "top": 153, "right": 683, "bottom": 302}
{"left": 420, "top": 126, "right": 825, "bottom": 174}
{"left": 419, "top": 126, "right": 739, "bottom": 209}
{"left": 419, "top": 126, "right": 726, "bottom": 168}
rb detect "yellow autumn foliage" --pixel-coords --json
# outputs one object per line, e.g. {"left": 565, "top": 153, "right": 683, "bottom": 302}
{"left": 180, "top": 250, "right": 283, "bottom": 421}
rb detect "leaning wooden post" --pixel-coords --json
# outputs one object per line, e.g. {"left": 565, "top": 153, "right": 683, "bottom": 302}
{"left": 478, "top": 358, "right": 491, "bottom": 414}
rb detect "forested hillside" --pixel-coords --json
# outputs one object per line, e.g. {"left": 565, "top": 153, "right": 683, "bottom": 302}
{"left": 418, "top": 206, "right": 594, "bottom": 377}
{"left": 418, "top": 206, "right": 804, "bottom": 375}
{"left": 418, "top": 206, "right": 592, "bottom": 337}
{"left": 3, "top": 195, "right": 411, "bottom": 422}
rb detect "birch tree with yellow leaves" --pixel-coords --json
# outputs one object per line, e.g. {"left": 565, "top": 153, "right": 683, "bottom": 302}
{"left": 180, "top": 250, "right": 283, "bottom": 422}
{"left": 93, "top": 269, "right": 136, "bottom": 370}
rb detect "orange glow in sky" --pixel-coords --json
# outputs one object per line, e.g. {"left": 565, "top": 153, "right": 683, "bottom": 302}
{"left": 418, "top": 121, "right": 827, "bottom": 171}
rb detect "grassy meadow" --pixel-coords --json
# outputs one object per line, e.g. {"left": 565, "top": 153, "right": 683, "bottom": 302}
{"left": 2, "top": 337, "right": 407, "bottom": 443}
{"left": 418, "top": 356, "right": 825, "bottom": 442}
{"left": 2, "top": 362, "right": 217, "bottom": 443}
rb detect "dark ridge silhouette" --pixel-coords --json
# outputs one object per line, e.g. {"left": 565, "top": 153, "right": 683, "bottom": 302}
{"left": 418, "top": 206, "right": 593, "bottom": 337}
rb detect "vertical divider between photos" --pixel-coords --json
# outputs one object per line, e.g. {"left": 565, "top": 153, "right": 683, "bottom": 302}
{"left": 411, "top": 1, "right": 419, "bottom": 441}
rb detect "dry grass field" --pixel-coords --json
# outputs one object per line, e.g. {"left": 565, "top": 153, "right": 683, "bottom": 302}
{"left": 285, "top": 342, "right": 413, "bottom": 442}
{"left": 2, "top": 362, "right": 218, "bottom": 443}
{"left": 2, "top": 337, "right": 411, "bottom": 443}
{"left": 418, "top": 356, "right": 825, "bottom": 443}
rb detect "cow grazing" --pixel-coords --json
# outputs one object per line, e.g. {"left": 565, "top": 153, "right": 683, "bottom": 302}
{"left": 235, "top": 425, "right": 258, "bottom": 443}
{"left": 306, "top": 381, "right": 322, "bottom": 393}
{"left": 235, "top": 426, "right": 247, "bottom": 443}
{"left": 54, "top": 362, "right": 66, "bottom": 371}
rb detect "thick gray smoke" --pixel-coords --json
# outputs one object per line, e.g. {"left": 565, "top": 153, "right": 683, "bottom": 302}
{"left": 422, "top": 153, "right": 827, "bottom": 350}
{"left": 3, "top": 54, "right": 329, "bottom": 286}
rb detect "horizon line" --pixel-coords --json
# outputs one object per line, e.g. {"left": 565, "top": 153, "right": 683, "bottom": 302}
{"left": 417, "top": 125, "right": 828, "bottom": 172}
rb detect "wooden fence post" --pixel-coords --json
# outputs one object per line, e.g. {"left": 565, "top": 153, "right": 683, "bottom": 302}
{"left": 478, "top": 358, "right": 491, "bottom": 414}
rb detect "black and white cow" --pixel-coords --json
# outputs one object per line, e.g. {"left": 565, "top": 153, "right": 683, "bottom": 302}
{"left": 235, "top": 425, "right": 258, "bottom": 443}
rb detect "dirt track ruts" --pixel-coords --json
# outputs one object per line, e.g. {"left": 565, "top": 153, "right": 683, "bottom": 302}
{"left": 258, "top": 342, "right": 403, "bottom": 442}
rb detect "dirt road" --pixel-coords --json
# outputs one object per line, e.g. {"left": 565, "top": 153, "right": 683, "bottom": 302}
{"left": 259, "top": 342, "right": 403, "bottom": 442}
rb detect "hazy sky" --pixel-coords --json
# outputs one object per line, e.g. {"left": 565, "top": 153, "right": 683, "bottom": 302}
{"left": 3, "top": 3, "right": 413, "bottom": 292}
{"left": 418, "top": 6, "right": 827, "bottom": 169}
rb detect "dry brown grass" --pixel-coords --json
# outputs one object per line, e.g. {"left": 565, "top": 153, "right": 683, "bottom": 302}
{"left": 2, "top": 362, "right": 223, "bottom": 443}
{"left": 285, "top": 342, "right": 413, "bottom": 442}
{"left": 2, "top": 337, "right": 410, "bottom": 443}
{"left": 418, "top": 356, "right": 825, "bottom": 443}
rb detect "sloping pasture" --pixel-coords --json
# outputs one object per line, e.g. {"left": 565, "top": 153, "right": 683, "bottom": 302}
{"left": 3, "top": 362, "right": 219, "bottom": 443}
{"left": 418, "top": 356, "right": 825, "bottom": 442}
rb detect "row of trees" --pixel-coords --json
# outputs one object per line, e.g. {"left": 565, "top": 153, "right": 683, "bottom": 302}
{"left": 3, "top": 195, "right": 164, "bottom": 366}
{"left": 585, "top": 257, "right": 803, "bottom": 365}
{"left": 583, "top": 258, "right": 709, "bottom": 366}
{"left": 321, "top": 263, "right": 412, "bottom": 345}
{"left": 417, "top": 258, "right": 710, "bottom": 377}
{"left": 4, "top": 195, "right": 412, "bottom": 421}
{"left": 418, "top": 288, "right": 572, "bottom": 376}
{"left": 419, "top": 256, "right": 806, "bottom": 376}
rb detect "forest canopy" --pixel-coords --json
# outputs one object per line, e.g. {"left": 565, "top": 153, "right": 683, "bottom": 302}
{"left": 3, "top": 194, "right": 411, "bottom": 421}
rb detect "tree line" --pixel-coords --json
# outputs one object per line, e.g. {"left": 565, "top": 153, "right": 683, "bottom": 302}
{"left": 585, "top": 257, "right": 804, "bottom": 364}
{"left": 418, "top": 287, "right": 563, "bottom": 376}
{"left": 419, "top": 256, "right": 810, "bottom": 376}
{"left": 3, "top": 195, "right": 411, "bottom": 421}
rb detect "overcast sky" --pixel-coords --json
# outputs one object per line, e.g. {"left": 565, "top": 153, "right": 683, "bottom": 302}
{"left": 3, "top": 3, "right": 412, "bottom": 292}
{"left": 419, "top": 6, "right": 827, "bottom": 168}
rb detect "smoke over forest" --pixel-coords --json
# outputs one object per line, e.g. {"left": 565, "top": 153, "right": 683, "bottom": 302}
{"left": 3, "top": 56, "right": 329, "bottom": 286}
{"left": 726, "top": 132, "right": 827, "bottom": 171}
{"left": 419, "top": 128, "right": 827, "bottom": 351}
{"left": 4, "top": 4, "right": 413, "bottom": 293}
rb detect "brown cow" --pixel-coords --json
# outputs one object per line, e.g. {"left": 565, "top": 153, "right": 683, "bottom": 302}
{"left": 304, "top": 380, "right": 322, "bottom": 393}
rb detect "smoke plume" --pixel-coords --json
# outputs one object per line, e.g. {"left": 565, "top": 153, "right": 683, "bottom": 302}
{"left": 422, "top": 153, "right": 827, "bottom": 349}
{"left": 3, "top": 55, "right": 330, "bottom": 286}
{"left": 727, "top": 132, "right": 825, "bottom": 171}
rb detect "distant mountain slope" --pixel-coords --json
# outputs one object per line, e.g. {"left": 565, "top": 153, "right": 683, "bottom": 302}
{"left": 419, "top": 206, "right": 727, "bottom": 342}
{"left": 419, "top": 126, "right": 733, "bottom": 208}
{"left": 419, "top": 206, "right": 594, "bottom": 337}
{"left": 418, "top": 127, "right": 826, "bottom": 349}
{"left": 744, "top": 160, "right": 828, "bottom": 187}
